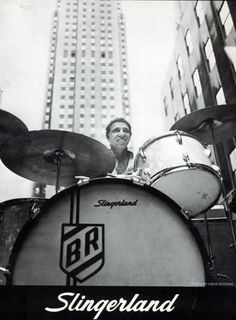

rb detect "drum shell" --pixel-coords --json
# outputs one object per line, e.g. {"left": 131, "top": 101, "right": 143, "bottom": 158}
{"left": 0, "top": 198, "right": 46, "bottom": 285}
{"left": 8, "top": 178, "right": 208, "bottom": 286}
{"left": 134, "top": 132, "right": 222, "bottom": 216}
{"left": 134, "top": 132, "right": 214, "bottom": 176}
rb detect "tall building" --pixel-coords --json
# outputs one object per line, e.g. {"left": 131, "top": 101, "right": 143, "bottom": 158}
{"left": 34, "top": 0, "right": 131, "bottom": 197}
{"left": 161, "top": 0, "right": 236, "bottom": 193}
{"left": 43, "top": 0, "right": 131, "bottom": 144}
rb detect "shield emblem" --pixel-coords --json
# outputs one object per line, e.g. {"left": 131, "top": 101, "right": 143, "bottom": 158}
{"left": 60, "top": 224, "right": 104, "bottom": 282}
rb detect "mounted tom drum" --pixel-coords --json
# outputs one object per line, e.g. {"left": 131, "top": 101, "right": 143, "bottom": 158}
{"left": 134, "top": 131, "right": 222, "bottom": 217}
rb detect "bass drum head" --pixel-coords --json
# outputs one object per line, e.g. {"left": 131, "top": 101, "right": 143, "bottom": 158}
{"left": 8, "top": 178, "right": 207, "bottom": 286}
{"left": 152, "top": 166, "right": 222, "bottom": 218}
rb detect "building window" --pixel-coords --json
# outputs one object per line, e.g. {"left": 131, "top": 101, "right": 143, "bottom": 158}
{"left": 204, "top": 37, "right": 216, "bottom": 70}
{"left": 192, "top": 68, "right": 202, "bottom": 97}
{"left": 177, "top": 55, "right": 184, "bottom": 78}
{"left": 219, "top": 1, "right": 234, "bottom": 37}
{"left": 163, "top": 98, "right": 168, "bottom": 117}
{"left": 195, "top": 1, "right": 204, "bottom": 26}
{"left": 174, "top": 112, "right": 180, "bottom": 122}
{"left": 169, "top": 79, "right": 174, "bottom": 99}
{"left": 216, "top": 86, "right": 226, "bottom": 105}
{"left": 183, "top": 92, "right": 191, "bottom": 114}
{"left": 185, "top": 29, "right": 193, "bottom": 55}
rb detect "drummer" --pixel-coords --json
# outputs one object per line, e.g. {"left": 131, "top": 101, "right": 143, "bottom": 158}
{"left": 106, "top": 117, "right": 134, "bottom": 175}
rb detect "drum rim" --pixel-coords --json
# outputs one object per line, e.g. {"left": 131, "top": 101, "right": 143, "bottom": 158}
{"left": 0, "top": 198, "right": 46, "bottom": 207}
{"left": 6, "top": 177, "right": 210, "bottom": 286}
{"left": 150, "top": 164, "right": 222, "bottom": 217}
{"left": 134, "top": 130, "right": 208, "bottom": 161}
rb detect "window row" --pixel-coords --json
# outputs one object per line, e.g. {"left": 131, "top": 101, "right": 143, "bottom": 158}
{"left": 164, "top": 85, "right": 225, "bottom": 119}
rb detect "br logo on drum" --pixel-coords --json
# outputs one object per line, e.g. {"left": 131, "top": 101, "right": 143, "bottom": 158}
{"left": 60, "top": 224, "right": 104, "bottom": 282}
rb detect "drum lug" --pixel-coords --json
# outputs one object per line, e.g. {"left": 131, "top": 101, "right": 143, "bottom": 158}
{"left": 212, "top": 164, "right": 220, "bottom": 173}
{"left": 182, "top": 153, "right": 194, "bottom": 167}
{"left": 0, "top": 266, "right": 11, "bottom": 276}
{"left": 181, "top": 208, "right": 193, "bottom": 219}
{"left": 175, "top": 130, "right": 183, "bottom": 145}
{"left": 203, "top": 147, "right": 211, "bottom": 158}
{"left": 142, "top": 168, "right": 152, "bottom": 183}
{"left": 75, "top": 176, "right": 90, "bottom": 185}
{"left": 139, "top": 149, "right": 147, "bottom": 162}
{"left": 130, "top": 174, "right": 146, "bottom": 186}
{"left": 30, "top": 202, "right": 41, "bottom": 219}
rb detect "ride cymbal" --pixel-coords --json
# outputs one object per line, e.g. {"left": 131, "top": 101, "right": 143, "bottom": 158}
{"left": 0, "top": 109, "right": 28, "bottom": 147}
{"left": 171, "top": 105, "right": 236, "bottom": 144}
{"left": 0, "top": 130, "right": 115, "bottom": 186}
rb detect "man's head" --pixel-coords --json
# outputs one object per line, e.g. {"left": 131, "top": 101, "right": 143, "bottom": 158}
{"left": 106, "top": 118, "right": 131, "bottom": 154}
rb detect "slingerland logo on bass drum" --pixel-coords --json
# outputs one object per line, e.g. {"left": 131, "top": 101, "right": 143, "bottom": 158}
{"left": 94, "top": 199, "right": 138, "bottom": 209}
{"left": 60, "top": 224, "right": 104, "bottom": 282}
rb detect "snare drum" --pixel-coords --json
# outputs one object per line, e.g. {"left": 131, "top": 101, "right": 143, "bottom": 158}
{"left": 134, "top": 131, "right": 222, "bottom": 217}
{"left": 0, "top": 198, "right": 46, "bottom": 284}
{"left": 8, "top": 178, "right": 207, "bottom": 286}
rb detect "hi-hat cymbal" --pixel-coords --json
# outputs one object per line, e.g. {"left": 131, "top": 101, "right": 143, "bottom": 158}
{"left": 0, "top": 109, "right": 28, "bottom": 146}
{"left": 0, "top": 130, "right": 115, "bottom": 186}
{"left": 171, "top": 105, "right": 236, "bottom": 144}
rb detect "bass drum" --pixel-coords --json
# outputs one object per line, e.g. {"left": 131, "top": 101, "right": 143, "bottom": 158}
{"left": 8, "top": 178, "right": 207, "bottom": 286}
{"left": 0, "top": 198, "right": 46, "bottom": 285}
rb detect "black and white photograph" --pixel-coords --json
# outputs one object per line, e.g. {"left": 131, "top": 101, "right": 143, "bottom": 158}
{"left": 0, "top": 0, "right": 236, "bottom": 318}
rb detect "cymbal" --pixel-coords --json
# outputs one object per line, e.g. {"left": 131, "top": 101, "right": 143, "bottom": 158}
{"left": 170, "top": 105, "right": 236, "bottom": 144}
{"left": 0, "top": 130, "right": 115, "bottom": 186}
{"left": 0, "top": 109, "right": 28, "bottom": 146}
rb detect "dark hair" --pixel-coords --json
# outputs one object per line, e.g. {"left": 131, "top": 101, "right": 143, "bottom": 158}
{"left": 105, "top": 117, "right": 132, "bottom": 138}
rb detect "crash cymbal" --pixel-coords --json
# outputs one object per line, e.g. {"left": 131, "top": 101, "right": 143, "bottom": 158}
{"left": 171, "top": 105, "right": 236, "bottom": 144}
{"left": 0, "top": 109, "right": 28, "bottom": 146}
{"left": 0, "top": 130, "right": 115, "bottom": 186}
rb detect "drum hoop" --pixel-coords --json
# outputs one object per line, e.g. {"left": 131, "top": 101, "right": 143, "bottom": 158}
{"left": 6, "top": 177, "right": 210, "bottom": 286}
{"left": 137, "top": 130, "right": 207, "bottom": 154}
{"left": 0, "top": 198, "right": 46, "bottom": 208}
{"left": 151, "top": 164, "right": 222, "bottom": 216}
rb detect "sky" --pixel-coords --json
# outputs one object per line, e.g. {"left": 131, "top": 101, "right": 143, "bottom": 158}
{"left": 0, "top": 0, "right": 177, "bottom": 201}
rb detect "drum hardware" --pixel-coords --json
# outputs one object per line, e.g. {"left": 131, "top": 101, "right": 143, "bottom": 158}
{"left": 182, "top": 153, "right": 193, "bottom": 167}
{"left": 0, "top": 130, "right": 115, "bottom": 193}
{"left": 129, "top": 174, "right": 145, "bottom": 186}
{"left": 30, "top": 202, "right": 43, "bottom": 219}
{"left": 139, "top": 149, "right": 147, "bottom": 161}
{"left": 180, "top": 208, "right": 193, "bottom": 220}
{"left": 134, "top": 131, "right": 222, "bottom": 217}
{"left": 175, "top": 130, "right": 183, "bottom": 145}
{"left": 0, "top": 109, "right": 28, "bottom": 147}
{"left": 0, "top": 266, "right": 11, "bottom": 276}
{"left": 212, "top": 164, "right": 220, "bottom": 172}
{"left": 44, "top": 149, "right": 76, "bottom": 193}
{"left": 171, "top": 105, "right": 236, "bottom": 252}
{"left": 203, "top": 147, "right": 211, "bottom": 157}
{"left": 75, "top": 176, "right": 90, "bottom": 185}
{"left": 203, "top": 212, "right": 216, "bottom": 281}
{"left": 142, "top": 168, "right": 152, "bottom": 183}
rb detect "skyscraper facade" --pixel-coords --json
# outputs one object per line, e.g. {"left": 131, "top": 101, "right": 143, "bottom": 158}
{"left": 161, "top": 0, "right": 236, "bottom": 193}
{"left": 43, "top": 0, "right": 130, "bottom": 144}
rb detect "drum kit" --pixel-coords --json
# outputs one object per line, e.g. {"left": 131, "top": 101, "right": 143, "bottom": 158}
{"left": 0, "top": 105, "right": 236, "bottom": 286}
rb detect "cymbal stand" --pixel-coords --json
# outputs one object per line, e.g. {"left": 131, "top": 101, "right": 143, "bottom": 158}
{"left": 55, "top": 151, "right": 63, "bottom": 194}
{"left": 44, "top": 149, "right": 64, "bottom": 194}
{"left": 203, "top": 212, "right": 216, "bottom": 280}
{"left": 206, "top": 119, "right": 236, "bottom": 252}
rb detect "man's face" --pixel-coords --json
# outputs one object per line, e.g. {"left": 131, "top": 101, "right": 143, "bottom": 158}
{"left": 108, "top": 121, "right": 131, "bottom": 152}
